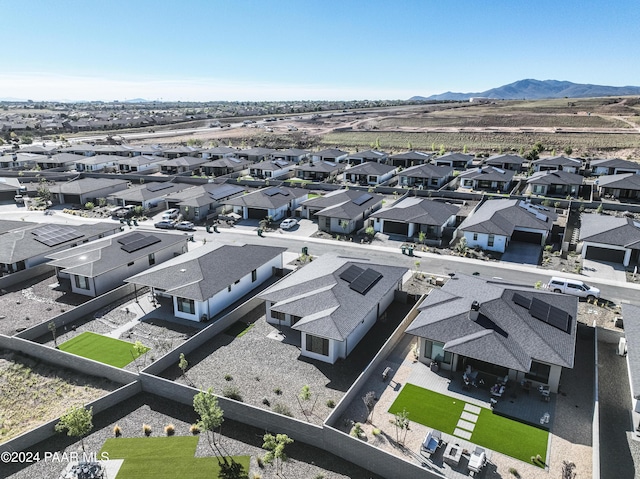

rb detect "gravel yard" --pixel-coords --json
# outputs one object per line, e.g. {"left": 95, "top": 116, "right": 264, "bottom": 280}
{"left": 161, "top": 302, "right": 412, "bottom": 426}
{"left": 5, "top": 392, "right": 382, "bottom": 479}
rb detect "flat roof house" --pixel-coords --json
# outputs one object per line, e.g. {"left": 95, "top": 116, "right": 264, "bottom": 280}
{"left": 47, "top": 230, "right": 189, "bottom": 297}
{"left": 259, "top": 254, "right": 409, "bottom": 364}
{"left": 406, "top": 274, "right": 578, "bottom": 393}
{"left": 127, "top": 243, "right": 285, "bottom": 322}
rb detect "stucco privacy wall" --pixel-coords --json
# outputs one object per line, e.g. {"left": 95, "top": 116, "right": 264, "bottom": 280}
{"left": 0, "top": 264, "right": 54, "bottom": 290}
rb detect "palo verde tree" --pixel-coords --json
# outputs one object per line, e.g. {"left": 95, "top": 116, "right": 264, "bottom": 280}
{"left": 193, "top": 387, "right": 224, "bottom": 454}
{"left": 262, "top": 433, "right": 293, "bottom": 475}
{"left": 55, "top": 405, "right": 93, "bottom": 451}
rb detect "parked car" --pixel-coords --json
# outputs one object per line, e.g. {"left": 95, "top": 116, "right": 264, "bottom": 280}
{"left": 154, "top": 220, "right": 176, "bottom": 229}
{"left": 116, "top": 205, "right": 136, "bottom": 218}
{"left": 162, "top": 208, "right": 180, "bottom": 220}
{"left": 175, "top": 221, "right": 195, "bottom": 231}
{"left": 280, "top": 218, "right": 298, "bottom": 230}
{"left": 547, "top": 277, "right": 600, "bottom": 300}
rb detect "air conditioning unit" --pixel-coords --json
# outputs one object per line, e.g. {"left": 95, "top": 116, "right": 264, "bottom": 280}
{"left": 618, "top": 337, "right": 627, "bottom": 356}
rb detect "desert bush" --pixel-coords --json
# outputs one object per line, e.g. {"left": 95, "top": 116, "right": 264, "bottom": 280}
{"left": 326, "top": 399, "right": 335, "bottom": 408}
{"left": 164, "top": 424, "right": 175, "bottom": 436}
{"left": 189, "top": 424, "right": 200, "bottom": 435}
{"left": 143, "top": 424, "right": 152, "bottom": 436}
{"left": 272, "top": 403, "right": 292, "bottom": 417}
{"left": 222, "top": 385, "right": 243, "bottom": 401}
{"left": 113, "top": 425, "right": 122, "bottom": 437}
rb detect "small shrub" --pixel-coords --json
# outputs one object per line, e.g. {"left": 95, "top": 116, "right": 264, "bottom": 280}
{"left": 252, "top": 473, "right": 262, "bottom": 479}
{"left": 508, "top": 467, "right": 520, "bottom": 478}
{"left": 222, "top": 385, "right": 243, "bottom": 402}
{"left": 326, "top": 399, "right": 335, "bottom": 408}
{"left": 372, "top": 428, "right": 381, "bottom": 436}
{"left": 84, "top": 202, "right": 95, "bottom": 210}
{"left": 224, "top": 373, "right": 233, "bottom": 381}
{"left": 544, "top": 245, "right": 552, "bottom": 253}
{"left": 262, "top": 397, "right": 270, "bottom": 407}
{"left": 314, "top": 475, "right": 326, "bottom": 479}
{"left": 113, "top": 425, "right": 122, "bottom": 437}
{"left": 272, "top": 403, "right": 292, "bottom": 417}
{"left": 273, "top": 387, "right": 282, "bottom": 395}
{"left": 256, "top": 457, "right": 264, "bottom": 468}
{"left": 143, "top": 424, "right": 152, "bottom": 436}
{"left": 164, "top": 424, "right": 175, "bottom": 436}
{"left": 189, "top": 424, "right": 200, "bottom": 435}
{"left": 350, "top": 422, "right": 364, "bottom": 438}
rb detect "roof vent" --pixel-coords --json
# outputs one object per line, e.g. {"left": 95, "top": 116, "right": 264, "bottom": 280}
{"left": 469, "top": 300, "right": 480, "bottom": 321}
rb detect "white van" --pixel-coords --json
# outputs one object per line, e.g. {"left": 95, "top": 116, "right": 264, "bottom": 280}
{"left": 547, "top": 277, "right": 600, "bottom": 300}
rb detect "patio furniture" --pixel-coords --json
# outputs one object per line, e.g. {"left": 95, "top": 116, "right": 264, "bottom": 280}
{"left": 520, "top": 380, "right": 532, "bottom": 393}
{"left": 490, "top": 384, "right": 505, "bottom": 397}
{"left": 468, "top": 446, "right": 487, "bottom": 475}
{"left": 382, "top": 367, "right": 393, "bottom": 381}
{"left": 421, "top": 429, "right": 443, "bottom": 456}
{"left": 443, "top": 442, "right": 463, "bottom": 466}
{"left": 539, "top": 385, "right": 550, "bottom": 402}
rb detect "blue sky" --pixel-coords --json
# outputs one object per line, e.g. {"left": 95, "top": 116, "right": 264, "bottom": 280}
{"left": 1, "top": 0, "right": 638, "bottom": 101}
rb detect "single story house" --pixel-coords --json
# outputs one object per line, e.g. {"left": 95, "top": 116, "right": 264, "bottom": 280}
{"left": 531, "top": 156, "right": 582, "bottom": 174}
{"left": 160, "top": 156, "right": 208, "bottom": 174}
{"left": 18, "top": 145, "right": 58, "bottom": 155}
{"left": 596, "top": 173, "right": 640, "bottom": 201}
{"left": 202, "top": 157, "right": 252, "bottom": 176}
{"left": 60, "top": 143, "right": 99, "bottom": 157}
{"left": 345, "top": 150, "right": 389, "bottom": 165}
{"left": 115, "top": 155, "right": 166, "bottom": 173}
{"left": 249, "top": 160, "right": 294, "bottom": 179}
{"left": 590, "top": 158, "right": 640, "bottom": 176}
{"left": 164, "top": 183, "right": 245, "bottom": 221}
{"left": 273, "top": 148, "right": 311, "bottom": 163}
{"left": 304, "top": 190, "right": 384, "bottom": 234}
{"left": 51, "top": 178, "right": 129, "bottom": 205}
{"left": 35, "top": 153, "right": 84, "bottom": 170}
{"left": 200, "top": 146, "right": 239, "bottom": 160}
{"left": 344, "top": 162, "right": 397, "bottom": 186}
{"left": 526, "top": 170, "right": 584, "bottom": 197}
{"left": 370, "top": 197, "right": 459, "bottom": 241}
{"left": 434, "top": 152, "right": 473, "bottom": 169}
{"left": 47, "top": 230, "right": 188, "bottom": 297}
{"left": 108, "top": 181, "right": 193, "bottom": 210}
{"left": 259, "top": 254, "right": 409, "bottom": 364}
{"left": 0, "top": 221, "right": 120, "bottom": 274}
{"left": 578, "top": 213, "right": 640, "bottom": 266}
{"left": 406, "top": 273, "right": 578, "bottom": 393}
{"left": 236, "top": 147, "right": 276, "bottom": 163}
{"left": 457, "top": 166, "right": 514, "bottom": 192}
{"left": 456, "top": 199, "right": 556, "bottom": 253}
{"left": 398, "top": 164, "right": 453, "bottom": 189}
{"left": 312, "top": 148, "right": 349, "bottom": 163}
{"left": 483, "top": 154, "right": 525, "bottom": 172}
{"left": 127, "top": 244, "right": 285, "bottom": 322}
{"left": 225, "top": 186, "right": 308, "bottom": 221}
{"left": 295, "top": 160, "right": 345, "bottom": 181}
{"left": 0, "top": 153, "right": 40, "bottom": 169}
{"left": 389, "top": 151, "right": 433, "bottom": 168}
{"left": 162, "top": 146, "right": 202, "bottom": 159}
{"left": 74, "top": 154, "right": 122, "bottom": 172}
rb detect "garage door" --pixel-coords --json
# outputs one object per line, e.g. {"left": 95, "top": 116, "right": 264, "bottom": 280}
{"left": 383, "top": 221, "right": 409, "bottom": 236}
{"left": 585, "top": 245, "right": 625, "bottom": 263}
{"left": 63, "top": 194, "right": 81, "bottom": 204}
{"left": 511, "top": 230, "right": 543, "bottom": 244}
{"left": 247, "top": 208, "right": 267, "bottom": 219}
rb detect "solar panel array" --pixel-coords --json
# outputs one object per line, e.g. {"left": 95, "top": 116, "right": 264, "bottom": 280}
{"left": 32, "top": 225, "right": 84, "bottom": 247}
{"left": 117, "top": 232, "right": 145, "bottom": 245}
{"left": 349, "top": 268, "right": 383, "bottom": 295}
{"left": 529, "top": 297, "right": 571, "bottom": 333}
{"left": 339, "top": 265, "right": 364, "bottom": 283}
{"left": 209, "top": 184, "right": 243, "bottom": 201}
{"left": 512, "top": 292, "right": 531, "bottom": 309}
{"left": 264, "top": 187, "right": 290, "bottom": 197}
{"left": 120, "top": 235, "right": 161, "bottom": 253}
{"left": 147, "top": 183, "right": 174, "bottom": 192}
{"left": 352, "top": 193, "right": 373, "bottom": 206}
{"left": 274, "top": 160, "right": 289, "bottom": 167}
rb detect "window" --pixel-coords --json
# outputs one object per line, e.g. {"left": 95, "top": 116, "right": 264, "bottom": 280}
{"left": 423, "top": 340, "right": 452, "bottom": 365}
{"left": 525, "top": 361, "right": 551, "bottom": 383}
{"left": 271, "top": 310, "right": 285, "bottom": 321}
{"left": 148, "top": 253, "right": 155, "bottom": 266}
{"left": 473, "top": 233, "right": 478, "bottom": 241}
{"left": 251, "top": 269, "right": 257, "bottom": 282}
{"left": 177, "top": 297, "right": 195, "bottom": 315}
{"left": 291, "top": 315, "right": 301, "bottom": 325}
{"left": 306, "top": 334, "right": 329, "bottom": 356}
{"left": 488, "top": 234, "right": 495, "bottom": 247}
{"left": 74, "top": 275, "right": 89, "bottom": 290}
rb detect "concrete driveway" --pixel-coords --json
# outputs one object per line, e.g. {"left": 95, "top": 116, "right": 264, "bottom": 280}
{"left": 278, "top": 218, "right": 317, "bottom": 237}
{"left": 501, "top": 241, "right": 542, "bottom": 265}
{"left": 582, "top": 259, "right": 627, "bottom": 282}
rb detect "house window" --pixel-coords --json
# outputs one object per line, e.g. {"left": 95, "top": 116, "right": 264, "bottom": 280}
{"left": 306, "top": 334, "right": 329, "bottom": 356}
{"left": 177, "top": 297, "right": 195, "bottom": 315}
{"left": 148, "top": 253, "right": 155, "bottom": 266}
{"left": 525, "top": 361, "right": 551, "bottom": 384}
{"left": 251, "top": 269, "right": 257, "bottom": 282}
{"left": 430, "top": 178, "right": 438, "bottom": 186}
{"left": 488, "top": 234, "right": 495, "bottom": 247}
{"left": 271, "top": 310, "right": 285, "bottom": 321}
{"left": 423, "top": 340, "right": 452, "bottom": 365}
{"left": 324, "top": 217, "right": 331, "bottom": 229}
{"left": 291, "top": 315, "right": 301, "bottom": 325}
{"left": 473, "top": 233, "right": 478, "bottom": 241}
{"left": 74, "top": 275, "right": 89, "bottom": 290}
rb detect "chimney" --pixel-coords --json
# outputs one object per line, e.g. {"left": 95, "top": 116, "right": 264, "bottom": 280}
{"left": 469, "top": 301, "right": 480, "bottom": 321}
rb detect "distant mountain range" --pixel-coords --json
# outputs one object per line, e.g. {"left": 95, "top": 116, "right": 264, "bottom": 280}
{"left": 411, "top": 79, "right": 640, "bottom": 101}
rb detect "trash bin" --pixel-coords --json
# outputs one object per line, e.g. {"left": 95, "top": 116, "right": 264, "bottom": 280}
{"left": 408, "top": 246, "right": 414, "bottom": 256}
{"left": 401, "top": 246, "right": 407, "bottom": 255}
{"left": 257, "top": 229, "right": 263, "bottom": 237}
{"left": 206, "top": 225, "right": 211, "bottom": 233}
{"left": 213, "top": 224, "right": 219, "bottom": 233}
{"left": 302, "top": 246, "right": 308, "bottom": 256}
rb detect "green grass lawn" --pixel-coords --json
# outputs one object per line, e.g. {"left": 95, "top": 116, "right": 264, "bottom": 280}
{"left": 58, "top": 332, "right": 149, "bottom": 368}
{"left": 99, "top": 436, "right": 250, "bottom": 479}
{"left": 388, "top": 383, "right": 548, "bottom": 465}
{"left": 224, "top": 321, "right": 254, "bottom": 338}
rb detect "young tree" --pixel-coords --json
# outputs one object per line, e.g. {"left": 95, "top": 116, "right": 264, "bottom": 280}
{"left": 131, "top": 341, "right": 146, "bottom": 372}
{"left": 48, "top": 321, "right": 57, "bottom": 347}
{"left": 178, "top": 353, "right": 189, "bottom": 383}
{"left": 55, "top": 405, "right": 93, "bottom": 451}
{"left": 262, "top": 433, "right": 293, "bottom": 475}
{"left": 418, "top": 231, "right": 426, "bottom": 245}
{"left": 193, "top": 387, "right": 224, "bottom": 454}
{"left": 393, "top": 408, "right": 410, "bottom": 445}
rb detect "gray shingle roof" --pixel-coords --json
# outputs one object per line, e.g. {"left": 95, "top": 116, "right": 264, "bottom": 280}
{"left": 597, "top": 173, "right": 640, "bottom": 191}
{"left": 531, "top": 155, "right": 582, "bottom": 167}
{"left": 314, "top": 148, "right": 349, "bottom": 158}
{"left": 622, "top": 303, "right": 640, "bottom": 399}
{"left": 313, "top": 192, "right": 385, "bottom": 220}
{"left": 371, "top": 197, "right": 459, "bottom": 226}
{"left": 225, "top": 186, "right": 307, "bottom": 209}
{"left": 458, "top": 199, "right": 555, "bottom": 235}
{"left": 484, "top": 154, "right": 525, "bottom": 166}
{"left": 590, "top": 158, "right": 640, "bottom": 170}
{"left": 126, "top": 243, "right": 285, "bottom": 301}
{"left": 390, "top": 151, "right": 433, "bottom": 161}
{"left": 406, "top": 274, "right": 578, "bottom": 371}
{"left": 345, "top": 162, "right": 395, "bottom": 175}
{"left": 296, "top": 161, "right": 344, "bottom": 174}
{"left": 579, "top": 213, "right": 640, "bottom": 248}
{"left": 202, "top": 157, "right": 252, "bottom": 168}
{"left": 400, "top": 163, "right": 453, "bottom": 179}
{"left": 109, "top": 182, "right": 192, "bottom": 202}
{"left": 50, "top": 178, "right": 128, "bottom": 194}
{"left": 259, "top": 255, "right": 407, "bottom": 341}
{"left": 526, "top": 170, "right": 584, "bottom": 186}
{"left": 458, "top": 166, "right": 515, "bottom": 182}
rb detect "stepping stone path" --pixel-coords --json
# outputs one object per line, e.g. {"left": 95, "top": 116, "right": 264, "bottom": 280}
{"left": 453, "top": 403, "right": 481, "bottom": 440}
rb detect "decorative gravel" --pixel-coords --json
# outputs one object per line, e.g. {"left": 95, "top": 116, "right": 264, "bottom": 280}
{"left": 5, "top": 392, "right": 382, "bottom": 479}
{"left": 161, "top": 302, "right": 412, "bottom": 426}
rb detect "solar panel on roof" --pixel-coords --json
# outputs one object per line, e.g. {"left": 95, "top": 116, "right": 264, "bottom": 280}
{"left": 528, "top": 297, "right": 572, "bottom": 332}
{"left": 209, "top": 184, "right": 242, "bottom": 201}
{"left": 529, "top": 297, "right": 551, "bottom": 322}
{"left": 263, "top": 188, "right": 279, "bottom": 196}
{"left": 512, "top": 292, "right": 531, "bottom": 309}
{"left": 339, "top": 265, "right": 364, "bottom": 283}
{"left": 274, "top": 160, "right": 289, "bottom": 167}
{"left": 349, "top": 268, "right": 383, "bottom": 295}
{"left": 32, "top": 225, "right": 84, "bottom": 247}
{"left": 117, "top": 232, "right": 145, "bottom": 245}
{"left": 352, "top": 193, "right": 373, "bottom": 206}
{"left": 147, "top": 183, "right": 173, "bottom": 192}
{"left": 120, "top": 235, "right": 161, "bottom": 253}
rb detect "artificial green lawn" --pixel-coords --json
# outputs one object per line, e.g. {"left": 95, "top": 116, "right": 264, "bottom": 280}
{"left": 224, "top": 321, "right": 255, "bottom": 338}
{"left": 58, "top": 331, "right": 149, "bottom": 368}
{"left": 388, "top": 383, "right": 548, "bottom": 464}
{"left": 99, "top": 436, "right": 250, "bottom": 479}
